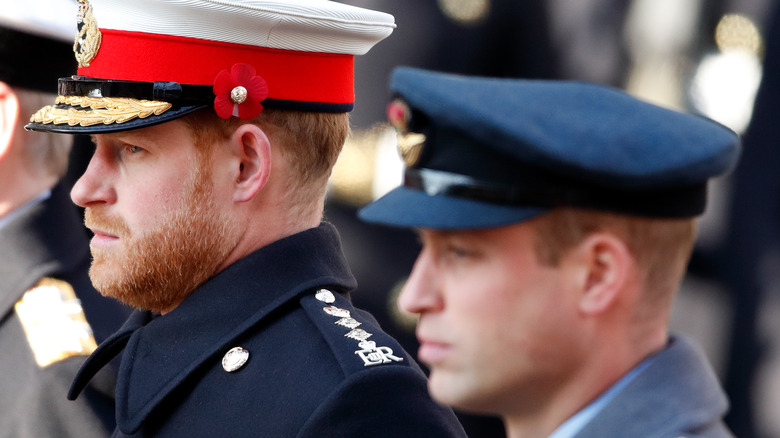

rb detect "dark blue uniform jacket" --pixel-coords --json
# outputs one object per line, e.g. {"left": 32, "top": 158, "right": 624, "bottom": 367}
{"left": 69, "top": 223, "right": 466, "bottom": 437}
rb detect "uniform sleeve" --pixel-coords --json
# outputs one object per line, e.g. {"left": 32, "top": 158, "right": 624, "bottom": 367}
{"left": 8, "top": 356, "right": 116, "bottom": 438}
{"left": 296, "top": 365, "right": 467, "bottom": 438}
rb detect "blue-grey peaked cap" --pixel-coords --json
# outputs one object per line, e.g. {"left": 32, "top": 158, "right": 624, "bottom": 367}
{"left": 358, "top": 67, "right": 741, "bottom": 230}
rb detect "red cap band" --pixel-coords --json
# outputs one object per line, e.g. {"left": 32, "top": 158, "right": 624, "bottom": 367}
{"left": 78, "top": 29, "right": 355, "bottom": 104}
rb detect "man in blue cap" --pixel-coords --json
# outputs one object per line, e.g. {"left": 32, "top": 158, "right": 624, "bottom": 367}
{"left": 360, "top": 67, "right": 740, "bottom": 437}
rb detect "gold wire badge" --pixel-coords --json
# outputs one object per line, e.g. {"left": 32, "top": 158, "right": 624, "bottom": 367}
{"left": 15, "top": 278, "right": 98, "bottom": 368}
{"left": 30, "top": 95, "right": 173, "bottom": 126}
{"left": 397, "top": 132, "right": 426, "bottom": 168}
{"left": 74, "top": 0, "right": 102, "bottom": 67}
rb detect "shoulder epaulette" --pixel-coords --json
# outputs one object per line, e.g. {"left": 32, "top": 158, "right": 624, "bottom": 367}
{"left": 15, "top": 277, "right": 98, "bottom": 367}
{"left": 300, "top": 288, "right": 407, "bottom": 374}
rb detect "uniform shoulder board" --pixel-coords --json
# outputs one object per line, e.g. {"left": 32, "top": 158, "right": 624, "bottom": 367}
{"left": 300, "top": 289, "right": 408, "bottom": 374}
{"left": 15, "top": 277, "right": 99, "bottom": 367}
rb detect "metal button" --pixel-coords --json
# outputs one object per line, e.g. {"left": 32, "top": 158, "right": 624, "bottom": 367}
{"left": 222, "top": 346, "right": 249, "bottom": 372}
{"left": 230, "top": 86, "right": 248, "bottom": 104}
{"left": 315, "top": 289, "right": 336, "bottom": 303}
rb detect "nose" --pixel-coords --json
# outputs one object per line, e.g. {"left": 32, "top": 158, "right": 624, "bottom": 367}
{"left": 71, "top": 142, "right": 117, "bottom": 207}
{"left": 398, "top": 247, "right": 444, "bottom": 315}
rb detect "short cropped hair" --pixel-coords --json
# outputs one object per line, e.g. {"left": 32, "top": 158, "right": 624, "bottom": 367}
{"left": 182, "top": 108, "right": 349, "bottom": 217}
{"left": 531, "top": 208, "right": 697, "bottom": 313}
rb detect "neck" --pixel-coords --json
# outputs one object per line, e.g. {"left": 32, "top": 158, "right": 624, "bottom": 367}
{"left": 214, "top": 200, "right": 322, "bottom": 275}
{"left": 503, "top": 324, "right": 667, "bottom": 438}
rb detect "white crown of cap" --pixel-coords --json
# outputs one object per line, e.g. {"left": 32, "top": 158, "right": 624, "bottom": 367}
{"left": 0, "top": 0, "right": 78, "bottom": 42}
{"left": 90, "top": 0, "right": 395, "bottom": 55}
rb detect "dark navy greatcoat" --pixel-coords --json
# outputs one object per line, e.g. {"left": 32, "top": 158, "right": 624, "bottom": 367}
{"left": 0, "top": 183, "right": 130, "bottom": 438}
{"left": 69, "top": 223, "right": 467, "bottom": 437}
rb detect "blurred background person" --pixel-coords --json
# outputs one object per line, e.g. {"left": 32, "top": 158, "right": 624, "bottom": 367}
{"left": 0, "top": 1, "right": 130, "bottom": 436}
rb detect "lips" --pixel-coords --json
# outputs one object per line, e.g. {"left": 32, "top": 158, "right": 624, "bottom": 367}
{"left": 90, "top": 228, "right": 118, "bottom": 238}
{"left": 416, "top": 333, "right": 452, "bottom": 366}
{"left": 84, "top": 208, "right": 129, "bottom": 246}
{"left": 88, "top": 228, "right": 121, "bottom": 247}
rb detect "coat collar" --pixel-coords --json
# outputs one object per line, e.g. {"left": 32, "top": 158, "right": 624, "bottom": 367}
{"left": 70, "top": 223, "right": 356, "bottom": 434}
{"left": 574, "top": 335, "right": 730, "bottom": 437}
{"left": 0, "top": 183, "right": 89, "bottom": 319}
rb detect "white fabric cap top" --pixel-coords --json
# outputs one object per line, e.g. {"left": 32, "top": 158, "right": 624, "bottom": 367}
{"left": 90, "top": 0, "right": 396, "bottom": 55}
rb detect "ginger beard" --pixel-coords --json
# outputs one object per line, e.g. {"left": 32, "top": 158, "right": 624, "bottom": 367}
{"left": 85, "top": 157, "right": 240, "bottom": 313}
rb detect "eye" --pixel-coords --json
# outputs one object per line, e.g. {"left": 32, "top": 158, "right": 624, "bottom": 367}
{"left": 126, "top": 145, "right": 144, "bottom": 154}
{"left": 445, "top": 243, "right": 475, "bottom": 259}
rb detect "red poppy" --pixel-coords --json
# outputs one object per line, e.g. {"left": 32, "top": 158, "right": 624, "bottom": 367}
{"left": 386, "top": 99, "right": 410, "bottom": 131}
{"left": 213, "top": 63, "right": 269, "bottom": 120}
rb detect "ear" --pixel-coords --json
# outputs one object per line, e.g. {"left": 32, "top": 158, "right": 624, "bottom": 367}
{"left": 229, "top": 123, "right": 271, "bottom": 203}
{"left": 572, "top": 232, "right": 634, "bottom": 316}
{"left": 0, "top": 81, "right": 20, "bottom": 160}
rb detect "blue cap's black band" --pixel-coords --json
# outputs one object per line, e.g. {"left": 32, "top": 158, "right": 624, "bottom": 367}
{"left": 404, "top": 167, "right": 707, "bottom": 218}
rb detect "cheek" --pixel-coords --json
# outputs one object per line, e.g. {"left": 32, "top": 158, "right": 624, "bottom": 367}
{"left": 440, "top": 267, "right": 518, "bottom": 343}
{"left": 467, "top": 266, "right": 563, "bottom": 347}
{"left": 121, "top": 179, "right": 191, "bottom": 230}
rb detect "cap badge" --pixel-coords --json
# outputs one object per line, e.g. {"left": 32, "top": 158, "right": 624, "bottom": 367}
{"left": 387, "top": 99, "right": 425, "bottom": 167}
{"left": 74, "top": 0, "right": 102, "bottom": 68}
{"left": 214, "top": 63, "right": 269, "bottom": 120}
{"left": 397, "top": 133, "right": 426, "bottom": 168}
{"left": 222, "top": 346, "right": 250, "bottom": 372}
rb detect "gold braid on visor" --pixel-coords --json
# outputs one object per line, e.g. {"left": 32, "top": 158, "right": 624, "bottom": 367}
{"left": 30, "top": 95, "right": 173, "bottom": 127}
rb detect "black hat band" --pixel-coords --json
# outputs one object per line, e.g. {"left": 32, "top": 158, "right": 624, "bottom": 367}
{"left": 59, "top": 76, "right": 214, "bottom": 103}
{"left": 404, "top": 167, "right": 708, "bottom": 218}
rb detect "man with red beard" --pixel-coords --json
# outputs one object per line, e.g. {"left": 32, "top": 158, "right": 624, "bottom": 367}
{"left": 25, "top": 1, "right": 466, "bottom": 437}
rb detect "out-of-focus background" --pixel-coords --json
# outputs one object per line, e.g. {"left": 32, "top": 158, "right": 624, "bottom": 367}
{"left": 321, "top": 1, "right": 780, "bottom": 437}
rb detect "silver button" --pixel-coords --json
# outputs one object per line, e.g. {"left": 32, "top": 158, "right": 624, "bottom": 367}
{"left": 315, "top": 289, "right": 336, "bottom": 303}
{"left": 222, "top": 347, "right": 249, "bottom": 372}
{"left": 230, "top": 86, "right": 248, "bottom": 104}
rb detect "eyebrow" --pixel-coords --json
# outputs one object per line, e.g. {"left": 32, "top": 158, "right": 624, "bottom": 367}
{"left": 415, "top": 229, "right": 462, "bottom": 246}
{"left": 90, "top": 131, "right": 152, "bottom": 150}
